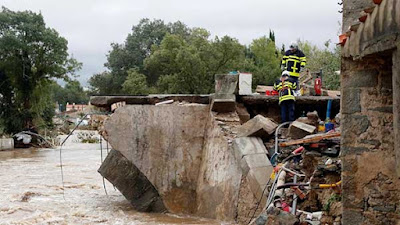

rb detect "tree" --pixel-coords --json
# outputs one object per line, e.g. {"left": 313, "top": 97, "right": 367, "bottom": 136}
{"left": 0, "top": 7, "right": 80, "bottom": 133}
{"left": 145, "top": 32, "right": 245, "bottom": 94}
{"left": 241, "top": 36, "right": 282, "bottom": 87}
{"left": 122, "top": 69, "right": 149, "bottom": 95}
{"left": 298, "top": 40, "right": 341, "bottom": 90}
{"left": 88, "top": 71, "right": 117, "bottom": 95}
{"left": 50, "top": 80, "right": 89, "bottom": 111}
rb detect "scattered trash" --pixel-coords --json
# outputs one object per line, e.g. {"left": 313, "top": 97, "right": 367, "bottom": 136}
{"left": 252, "top": 110, "right": 342, "bottom": 225}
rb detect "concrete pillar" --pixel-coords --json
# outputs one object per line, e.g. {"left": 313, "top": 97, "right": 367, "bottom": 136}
{"left": 393, "top": 47, "right": 400, "bottom": 177}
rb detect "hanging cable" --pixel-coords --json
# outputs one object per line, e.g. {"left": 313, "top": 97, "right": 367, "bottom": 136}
{"left": 59, "top": 113, "right": 89, "bottom": 200}
{"left": 100, "top": 137, "right": 108, "bottom": 196}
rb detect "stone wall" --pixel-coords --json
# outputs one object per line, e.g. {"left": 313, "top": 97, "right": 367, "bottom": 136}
{"left": 341, "top": 53, "right": 400, "bottom": 224}
{"left": 342, "top": 0, "right": 374, "bottom": 33}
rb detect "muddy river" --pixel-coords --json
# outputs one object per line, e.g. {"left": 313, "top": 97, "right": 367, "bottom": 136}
{"left": 0, "top": 141, "right": 224, "bottom": 224}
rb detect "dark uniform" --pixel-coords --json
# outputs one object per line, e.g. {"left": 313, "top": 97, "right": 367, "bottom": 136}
{"left": 281, "top": 49, "right": 307, "bottom": 85}
{"left": 274, "top": 76, "right": 297, "bottom": 123}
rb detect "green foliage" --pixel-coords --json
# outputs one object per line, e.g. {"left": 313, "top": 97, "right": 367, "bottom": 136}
{"left": 90, "top": 19, "right": 192, "bottom": 95}
{"left": 122, "top": 69, "right": 149, "bottom": 95}
{"left": 298, "top": 40, "right": 341, "bottom": 90}
{"left": 31, "top": 80, "right": 55, "bottom": 130}
{"left": 323, "top": 194, "right": 341, "bottom": 212}
{"left": 241, "top": 36, "right": 282, "bottom": 87}
{"left": 50, "top": 80, "right": 89, "bottom": 111}
{"left": 89, "top": 18, "right": 341, "bottom": 95}
{"left": 88, "top": 71, "right": 116, "bottom": 95}
{"left": 146, "top": 33, "right": 244, "bottom": 94}
{"left": 0, "top": 7, "right": 80, "bottom": 133}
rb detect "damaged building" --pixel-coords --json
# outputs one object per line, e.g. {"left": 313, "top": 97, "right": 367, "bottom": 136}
{"left": 89, "top": 0, "right": 400, "bottom": 224}
{"left": 341, "top": 0, "right": 400, "bottom": 224}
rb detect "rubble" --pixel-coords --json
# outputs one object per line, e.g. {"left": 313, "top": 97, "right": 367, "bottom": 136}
{"left": 99, "top": 149, "right": 166, "bottom": 212}
{"left": 237, "top": 115, "right": 278, "bottom": 138}
{"left": 233, "top": 137, "right": 273, "bottom": 203}
{"left": 288, "top": 121, "right": 316, "bottom": 139}
{"left": 250, "top": 112, "right": 342, "bottom": 225}
{"left": 255, "top": 206, "right": 298, "bottom": 225}
{"left": 92, "top": 73, "right": 344, "bottom": 224}
{"left": 236, "top": 103, "right": 251, "bottom": 124}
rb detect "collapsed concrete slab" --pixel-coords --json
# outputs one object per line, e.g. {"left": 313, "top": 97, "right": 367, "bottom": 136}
{"left": 196, "top": 112, "right": 242, "bottom": 220}
{"left": 237, "top": 115, "right": 278, "bottom": 138}
{"left": 233, "top": 137, "right": 273, "bottom": 205}
{"left": 98, "top": 149, "right": 166, "bottom": 212}
{"left": 90, "top": 94, "right": 210, "bottom": 109}
{"left": 288, "top": 121, "right": 316, "bottom": 139}
{"left": 102, "top": 104, "right": 209, "bottom": 214}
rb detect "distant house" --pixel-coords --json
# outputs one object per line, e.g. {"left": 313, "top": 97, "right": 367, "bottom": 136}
{"left": 66, "top": 103, "right": 88, "bottom": 112}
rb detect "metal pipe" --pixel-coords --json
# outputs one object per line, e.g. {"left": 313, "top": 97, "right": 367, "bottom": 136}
{"left": 318, "top": 180, "right": 342, "bottom": 189}
{"left": 275, "top": 122, "right": 292, "bottom": 154}
{"left": 271, "top": 122, "right": 291, "bottom": 165}
{"left": 274, "top": 170, "right": 287, "bottom": 199}
{"left": 276, "top": 183, "right": 310, "bottom": 189}
{"left": 281, "top": 166, "right": 306, "bottom": 177}
{"left": 291, "top": 175, "right": 298, "bottom": 215}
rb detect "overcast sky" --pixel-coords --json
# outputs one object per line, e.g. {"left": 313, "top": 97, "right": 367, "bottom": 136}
{"left": 1, "top": 0, "right": 342, "bottom": 87}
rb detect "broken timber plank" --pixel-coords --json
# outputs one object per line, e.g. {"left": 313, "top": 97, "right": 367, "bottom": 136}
{"left": 279, "top": 131, "right": 341, "bottom": 147}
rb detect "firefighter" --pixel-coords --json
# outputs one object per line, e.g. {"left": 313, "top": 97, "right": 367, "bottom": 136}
{"left": 281, "top": 42, "right": 307, "bottom": 88}
{"left": 274, "top": 71, "right": 297, "bottom": 123}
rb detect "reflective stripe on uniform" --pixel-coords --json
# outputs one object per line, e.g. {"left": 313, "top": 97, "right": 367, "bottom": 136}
{"left": 289, "top": 71, "right": 300, "bottom": 77}
{"left": 279, "top": 95, "right": 295, "bottom": 104}
{"left": 300, "top": 57, "right": 306, "bottom": 67}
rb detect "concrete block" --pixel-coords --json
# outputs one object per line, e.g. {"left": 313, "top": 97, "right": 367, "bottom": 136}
{"left": 235, "top": 103, "right": 250, "bottom": 124}
{"left": 215, "top": 74, "right": 238, "bottom": 95}
{"left": 288, "top": 121, "right": 316, "bottom": 139}
{"left": 233, "top": 137, "right": 268, "bottom": 174}
{"left": 233, "top": 136, "right": 273, "bottom": 203}
{"left": 233, "top": 137, "right": 266, "bottom": 157}
{"left": 245, "top": 174, "right": 266, "bottom": 203}
{"left": 249, "top": 166, "right": 273, "bottom": 186}
{"left": 243, "top": 154, "right": 271, "bottom": 170}
{"left": 0, "top": 138, "right": 14, "bottom": 150}
{"left": 238, "top": 73, "right": 252, "bottom": 95}
{"left": 237, "top": 115, "right": 278, "bottom": 138}
{"left": 98, "top": 149, "right": 166, "bottom": 212}
{"left": 211, "top": 94, "right": 236, "bottom": 113}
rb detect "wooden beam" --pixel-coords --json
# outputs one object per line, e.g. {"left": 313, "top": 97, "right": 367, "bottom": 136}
{"left": 279, "top": 131, "right": 341, "bottom": 147}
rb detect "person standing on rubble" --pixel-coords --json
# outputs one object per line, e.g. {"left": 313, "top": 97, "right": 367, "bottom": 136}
{"left": 274, "top": 71, "right": 297, "bottom": 123}
{"left": 281, "top": 42, "right": 307, "bottom": 89}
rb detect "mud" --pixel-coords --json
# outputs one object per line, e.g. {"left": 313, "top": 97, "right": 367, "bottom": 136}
{"left": 0, "top": 141, "right": 226, "bottom": 224}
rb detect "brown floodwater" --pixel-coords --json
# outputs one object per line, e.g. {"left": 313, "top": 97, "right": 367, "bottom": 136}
{"left": 0, "top": 142, "right": 225, "bottom": 225}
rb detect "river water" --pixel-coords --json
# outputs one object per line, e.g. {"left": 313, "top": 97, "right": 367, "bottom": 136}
{"left": 0, "top": 140, "right": 224, "bottom": 225}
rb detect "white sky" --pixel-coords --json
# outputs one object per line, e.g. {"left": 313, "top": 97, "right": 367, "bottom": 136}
{"left": 1, "top": 0, "right": 343, "bottom": 86}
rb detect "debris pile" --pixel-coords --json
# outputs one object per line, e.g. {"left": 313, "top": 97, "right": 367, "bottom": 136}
{"left": 239, "top": 111, "right": 342, "bottom": 225}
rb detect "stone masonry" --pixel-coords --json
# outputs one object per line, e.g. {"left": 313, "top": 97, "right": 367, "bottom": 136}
{"left": 341, "top": 1, "right": 400, "bottom": 224}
